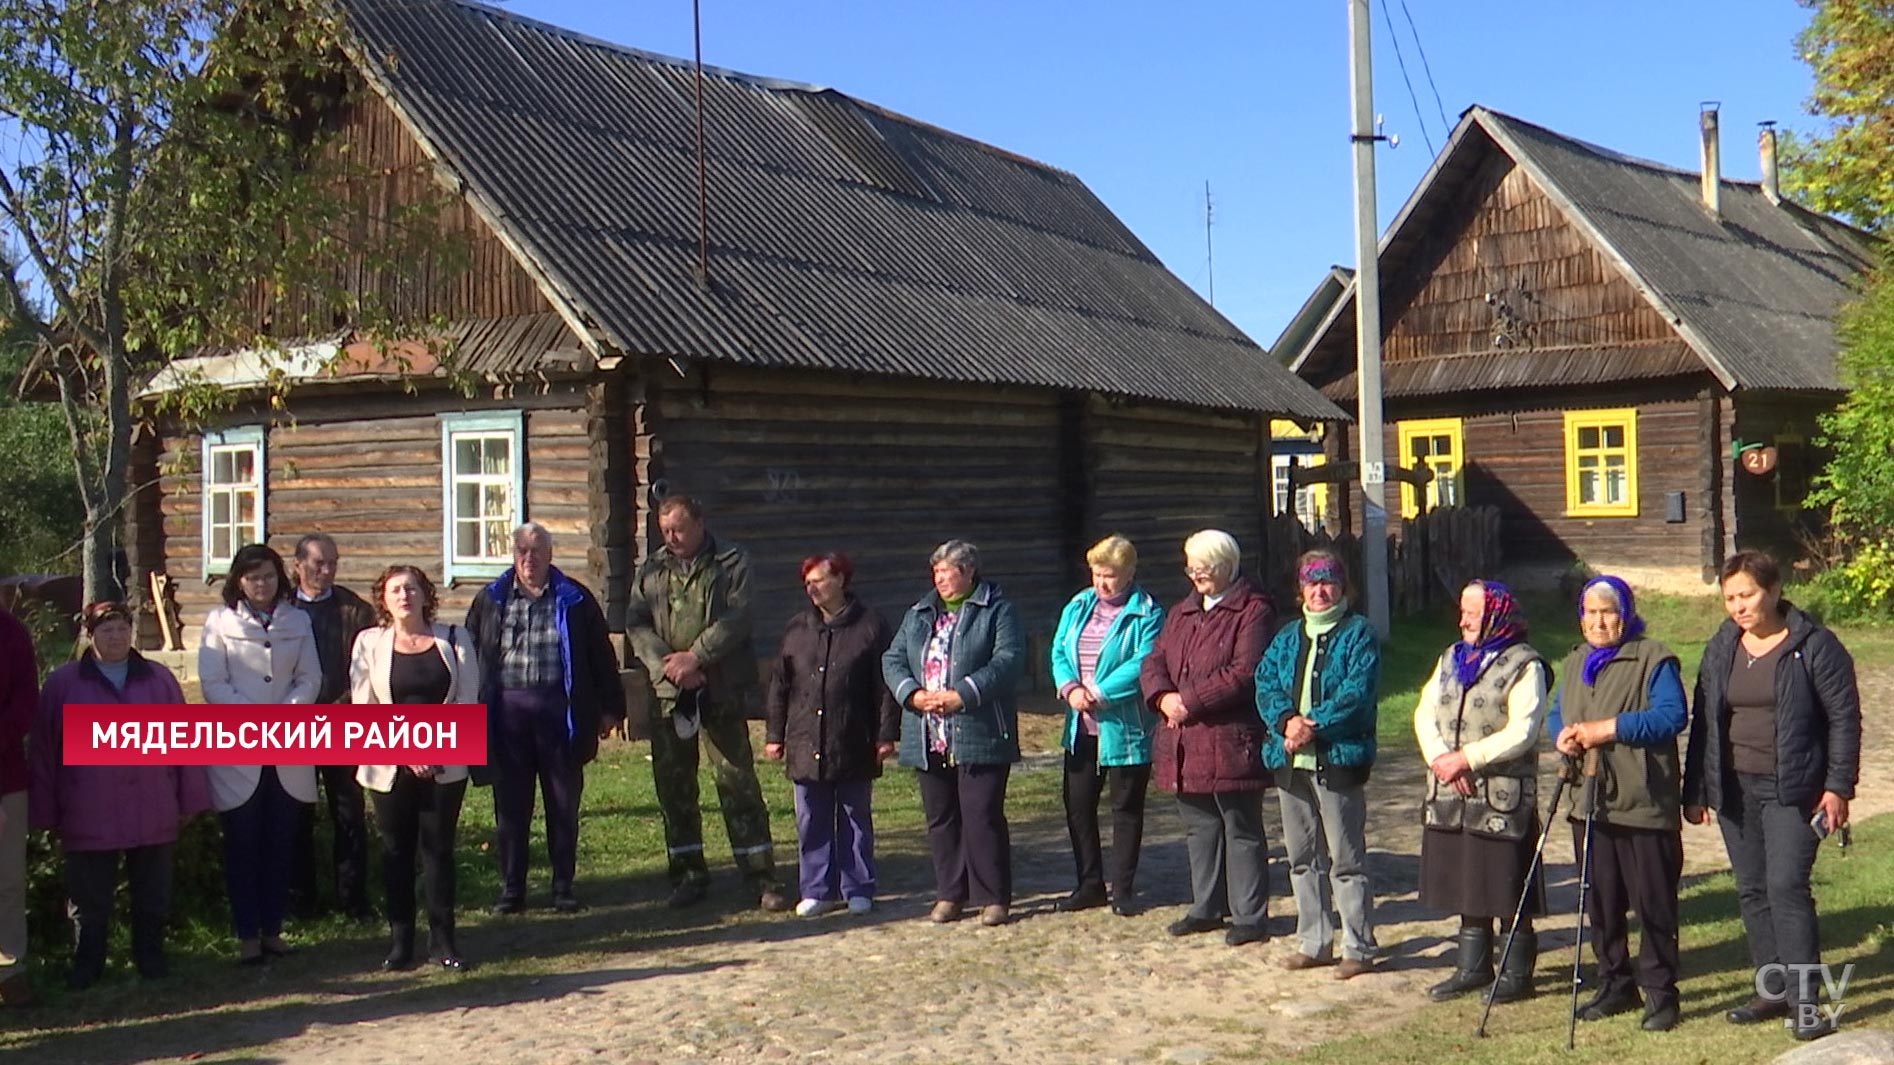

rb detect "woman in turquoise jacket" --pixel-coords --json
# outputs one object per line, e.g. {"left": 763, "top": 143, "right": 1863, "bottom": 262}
{"left": 1258, "top": 549, "right": 1382, "bottom": 978}
{"left": 1050, "top": 535, "right": 1165, "bottom": 916}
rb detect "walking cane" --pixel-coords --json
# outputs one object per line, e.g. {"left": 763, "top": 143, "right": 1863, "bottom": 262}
{"left": 1566, "top": 748, "right": 1602, "bottom": 1052}
{"left": 1476, "top": 753, "right": 1579, "bottom": 1038}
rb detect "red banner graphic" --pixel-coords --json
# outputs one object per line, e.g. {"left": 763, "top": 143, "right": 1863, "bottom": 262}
{"left": 63, "top": 704, "right": 488, "bottom": 766}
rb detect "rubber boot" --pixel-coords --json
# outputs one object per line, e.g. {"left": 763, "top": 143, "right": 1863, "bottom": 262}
{"left": 1427, "top": 921, "right": 1494, "bottom": 1002}
{"left": 1490, "top": 920, "right": 1537, "bottom": 1003}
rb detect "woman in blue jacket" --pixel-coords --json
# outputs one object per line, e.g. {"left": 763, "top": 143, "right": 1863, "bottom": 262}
{"left": 1049, "top": 535, "right": 1164, "bottom": 916}
{"left": 1258, "top": 550, "right": 1382, "bottom": 979}
{"left": 883, "top": 540, "right": 1024, "bottom": 928}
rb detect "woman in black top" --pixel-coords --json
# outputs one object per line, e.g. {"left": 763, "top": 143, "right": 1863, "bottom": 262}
{"left": 350, "top": 566, "right": 482, "bottom": 971}
{"left": 1684, "top": 551, "right": 1861, "bottom": 1042}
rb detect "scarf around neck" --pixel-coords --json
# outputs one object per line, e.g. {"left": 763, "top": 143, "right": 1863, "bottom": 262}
{"left": 1579, "top": 575, "right": 1645, "bottom": 686}
{"left": 1450, "top": 580, "right": 1527, "bottom": 688}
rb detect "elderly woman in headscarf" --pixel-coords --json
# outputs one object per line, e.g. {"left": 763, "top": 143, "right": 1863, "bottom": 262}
{"left": 1550, "top": 575, "right": 1688, "bottom": 1034}
{"left": 1413, "top": 581, "right": 1550, "bottom": 1004}
{"left": 1258, "top": 549, "right": 1383, "bottom": 979}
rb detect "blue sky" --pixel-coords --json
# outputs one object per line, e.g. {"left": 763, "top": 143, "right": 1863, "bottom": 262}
{"left": 499, "top": 0, "right": 1819, "bottom": 349}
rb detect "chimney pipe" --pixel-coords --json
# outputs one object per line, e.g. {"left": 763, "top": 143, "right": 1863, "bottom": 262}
{"left": 1700, "top": 102, "right": 1722, "bottom": 217}
{"left": 1758, "top": 120, "right": 1781, "bottom": 205}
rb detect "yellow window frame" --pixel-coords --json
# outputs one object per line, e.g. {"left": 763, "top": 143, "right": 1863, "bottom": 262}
{"left": 1396, "top": 418, "right": 1463, "bottom": 518}
{"left": 1564, "top": 408, "right": 1639, "bottom": 517}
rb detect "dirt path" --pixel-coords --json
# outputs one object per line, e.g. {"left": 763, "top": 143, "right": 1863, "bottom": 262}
{"left": 40, "top": 670, "right": 1894, "bottom": 1065}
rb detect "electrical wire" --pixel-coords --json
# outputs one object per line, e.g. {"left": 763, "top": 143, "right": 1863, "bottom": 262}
{"left": 1378, "top": 0, "right": 1436, "bottom": 156}
{"left": 1399, "top": 0, "right": 1453, "bottom": 137}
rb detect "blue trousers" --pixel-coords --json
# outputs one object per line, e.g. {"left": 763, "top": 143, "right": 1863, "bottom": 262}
{"left": 219, "top": 767, "right": 307, "bottom": 940}
{"left": 792, "top": 778, "right": 877, "bottom": 902}
{"left": 491, "top": 688, "right": 583, "bottom": 898}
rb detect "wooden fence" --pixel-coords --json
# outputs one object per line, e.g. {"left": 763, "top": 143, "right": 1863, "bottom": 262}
{"left": 1261, "top": 505, "right": 1502, "bottom": 617}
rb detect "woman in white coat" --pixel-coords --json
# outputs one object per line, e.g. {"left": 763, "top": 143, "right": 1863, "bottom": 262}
{"left": 351, "top": 566, "right": 480, "bottom": 972}
{"left": 198, "top": 544, "right": 321, "bottom": 964}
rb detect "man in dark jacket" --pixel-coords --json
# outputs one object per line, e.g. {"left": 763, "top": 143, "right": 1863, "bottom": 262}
{"left": 466, "top": 522, "right": 626, "bottom": 913}
{"left": 625, "top": 496, "right": 788, "bottom": 911}
{"left": 289, "top": 533, "right": 377, "bottom": 920}
{"left": 0, "top": 607, "right": 36, "bottom": 1006}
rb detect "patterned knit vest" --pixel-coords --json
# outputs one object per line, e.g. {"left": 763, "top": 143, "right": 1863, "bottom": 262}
{"left": 1422, "top": 643, "right": 1545, "bottom": 842}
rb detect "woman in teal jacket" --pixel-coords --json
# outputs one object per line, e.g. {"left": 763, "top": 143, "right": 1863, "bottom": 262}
{"left": 1258, "top": 550, "right": 1382, "bottom": 979}
{"left": 1050, "top": 535, "right": 1165, "bottom": 916}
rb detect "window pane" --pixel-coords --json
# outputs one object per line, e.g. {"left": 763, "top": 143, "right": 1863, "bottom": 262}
{"left": 211, "top": 526, "right": 231, "bottom": 563}
{"left": 211, "top": 492, "right": 231, "bottom": 526}
{"left": 1604, "top": 425, "right": 1625, "bottom": 449}
{"left": 1432, "top": 435, "right": 1452, "bottom": 457}
{"left": 455, "top": 519, "right": 481, "bottom": 559}
{"left": 455, "top": 438, "right": 482, "bottom": 474}
{"left": 212, "top": 451, "right": 234, "bottom": 484}
{"left": 1579, "top": 469, "right": 1600, "bottom": 504}
{"left": 455, "top": 482, "right": 480, "bottom": 519}
{"left": 1577, "top": 455, "right": 1598, "bottom": 471}
{"left": 1578, "top": 427, "right": 1600, "bottom": 450}
{"left": 483, "top": 483, "right": 510, "bottom": 519}
{"left": 1605, "top": 468, "right": 1627, "bottom": 503}
{"left": 235, "top": 491, "right": 257, "bottom": 534}
{"left": 1439, "top": 475, "right": 1459, "bottom": 507}
{"left": 483, "top": 519, "right": 510, "bottom": 559}
{"left": 233, "top": 450, "right": 255, "bottom": 482}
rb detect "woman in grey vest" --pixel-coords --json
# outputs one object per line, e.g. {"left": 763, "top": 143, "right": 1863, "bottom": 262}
{"left": 1551, "top": 575, "right": 1688, "bottom": 1034}
{"left": 1414, "top": 580, "right": 1549, "bottom": 1004}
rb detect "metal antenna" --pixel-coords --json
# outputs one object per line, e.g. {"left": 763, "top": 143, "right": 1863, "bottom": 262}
{"left": 1204, "top": 180, "right": 1216, "bottom": 308}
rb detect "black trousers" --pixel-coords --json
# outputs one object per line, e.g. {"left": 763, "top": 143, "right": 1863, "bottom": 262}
{"left": 1721, "top": 773, "right": 1823, "bottom": 1004}
{"left": 1062, "top": 734, "right": 1151, "bottom": 897}
{"left": 66, "top": 844, "right": 174, "bottom": 975}
{"left": 917, "top": 762, "right": 1012, "bottom": 907}
{"left": 370, "top": 773, "right": 467, "bottom": 953}
{"left": 292, "top": 764, "right": 370, "bottom": 914}
{"left": 1574, "top": 820, "right": 1683, "bottom": 1009}
{"left": 492, "top": 687, "right": 584, "bottom": 898}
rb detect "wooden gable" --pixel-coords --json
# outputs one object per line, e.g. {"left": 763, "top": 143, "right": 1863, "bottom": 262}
{"left": 1382, "top": 153, "right": 1677, "bottom": 363}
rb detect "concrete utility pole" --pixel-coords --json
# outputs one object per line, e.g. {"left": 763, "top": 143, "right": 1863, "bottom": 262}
{"left": 1348, "top": 0, "right": 1391, "bottom": 636}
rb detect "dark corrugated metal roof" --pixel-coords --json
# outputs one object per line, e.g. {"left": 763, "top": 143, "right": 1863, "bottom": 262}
{"left": 333, "top": 0, "right": 1340, "bottom": 419}
{"left": 1318, "top": 341, "right": 1706, "bottom": 403}
{"left": 1291, "top": 107, "right": 1877, "bottom": 398}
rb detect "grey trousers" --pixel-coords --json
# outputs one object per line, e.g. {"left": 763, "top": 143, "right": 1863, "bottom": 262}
{"left": 1278, "top": 768, "right": 1378, "bottom": 961}
{"left": 1176, "top": 791, "right": 1269, "bottom": 927}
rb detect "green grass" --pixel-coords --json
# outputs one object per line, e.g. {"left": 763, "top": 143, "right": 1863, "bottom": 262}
{"left": 1288, "top": 814, "right": 1894, "bottom": 1065}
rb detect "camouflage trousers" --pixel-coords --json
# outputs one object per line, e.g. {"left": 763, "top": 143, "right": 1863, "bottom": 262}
{"left": 650, "top": 696, "right": 780, "bottom": 889}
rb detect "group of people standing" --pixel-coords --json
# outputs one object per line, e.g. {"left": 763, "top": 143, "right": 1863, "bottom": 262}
{"left": 0, "top": 500, "right": 1863, "bottom": 1046}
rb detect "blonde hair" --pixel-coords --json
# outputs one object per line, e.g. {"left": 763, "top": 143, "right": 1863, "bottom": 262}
{"left": 1182, "top": 529, "right": 1241, "bottom": 582}
{"left": 1085, "top": 534, "right": 1137, "bottom": 573}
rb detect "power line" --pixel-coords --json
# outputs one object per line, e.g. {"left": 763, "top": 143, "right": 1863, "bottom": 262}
{"left": 1377, "top": 0, "right": 1436, "bottom": 156}
{"left": 1399, "top": 0, "right": 1453, "bottom": 137}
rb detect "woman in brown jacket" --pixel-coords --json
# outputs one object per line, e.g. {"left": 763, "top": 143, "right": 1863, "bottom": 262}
{"left": 1139, "top": 529, "right": 1275, "bottom": 946}
{"left": 765, "top": 553, "right": 900, "bottom": 917}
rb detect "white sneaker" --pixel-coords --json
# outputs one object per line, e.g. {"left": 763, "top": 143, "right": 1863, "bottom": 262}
{"left": 795, "top": 898, "right": 842, "bottom": 917}
{"left": 846, "top": 896, "right": 873, "bottom": 916}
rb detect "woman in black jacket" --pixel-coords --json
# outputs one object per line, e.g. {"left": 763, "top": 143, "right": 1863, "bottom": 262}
{"left": 1684, "top": 550, "right": 1861, "bottom": 1043}
{"left": 765, "top": 553, "right": 900, "bottom": 917}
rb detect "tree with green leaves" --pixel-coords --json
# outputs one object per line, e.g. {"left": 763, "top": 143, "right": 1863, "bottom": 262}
{"left": 0, "top": 0, "right": 459, "bottom": 603}
{"left": 1788, "top": 1, "right": 1894, "bottom": 615}
{"left": 1784, "top": 0, "right": 1894, "bottom": 232}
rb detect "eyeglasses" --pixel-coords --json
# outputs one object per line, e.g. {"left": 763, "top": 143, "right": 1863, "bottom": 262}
{"left": 1184, "top": 565, "right": 1216, "bottom": 579}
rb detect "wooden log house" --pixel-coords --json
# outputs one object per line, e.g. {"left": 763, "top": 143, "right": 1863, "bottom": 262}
{"left": 1286, "top": 106, "right": 1876, "bottom": 586}
{"left": 130, "top": 0, "right": 1342, "bottom": 662}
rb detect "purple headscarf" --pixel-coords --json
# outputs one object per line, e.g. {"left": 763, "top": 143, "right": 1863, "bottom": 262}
{"left": 1451, "top": 580, "right": 1528, "bottom": 688}
{"left": 1579, "top": 575, "right": 1645, "bottom": 686}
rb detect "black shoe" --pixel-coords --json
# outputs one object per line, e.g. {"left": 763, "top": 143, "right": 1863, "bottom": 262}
{"left": 1641, "top": 1001, "right": 1681, "bottom": 1032}
{"left": 489, "top": 896, "right": 525, "bottom": 916}
{"left": 1726, "top": 997, "right": 1789, "bottom": 1025}
{"left": 1793, "top": 1020, "right": 1836, "bottom": 1042}
{"left": 434, "top": 954, "right": 468, "bottom": 973}
{"left": 1109, "top": 897, "right": 1141, "bottom": 918}
{"left": 1225, "top": 923, "right": 1270, "bottom": 947}
{"left": 65, "top": 964, "right": 103, "bottom": 992}
{"left": 1167, "top": 915, "right": 1225, "bottom": 937}
{"left": 1428, "top": 924, "right": 1494, "bottom": 1002}
{"left": 551, "top": 892, "right": 585, "bottom": 914}
{"left": 667, "top": 880, "right": 709, "bottom": 909}
{"left": 1577, "top": 985, "right": 1641, "bottom": 1021}
{"left": 382, "top": 925, "right": 416, "bottom": 971}
{"left": 1489, "top": 925, "right": 1537, "bottom": 1004}
{"left": 1056, "top": 883, "right": 1109, "bottom": 913}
